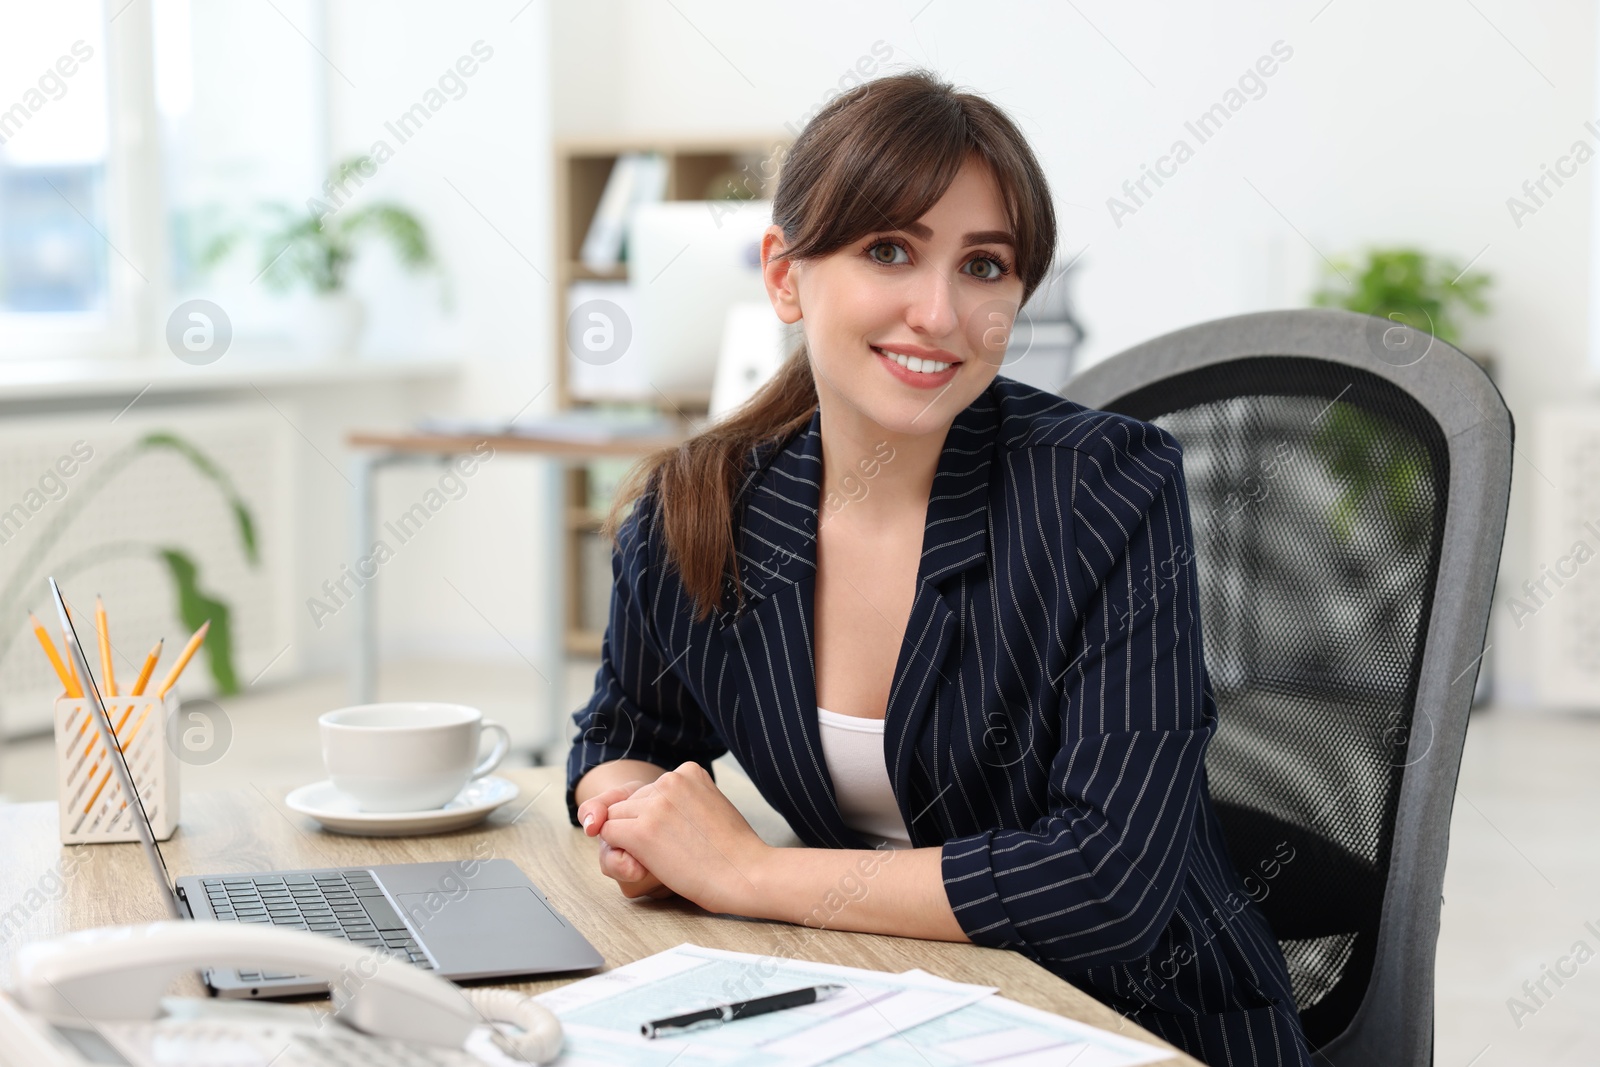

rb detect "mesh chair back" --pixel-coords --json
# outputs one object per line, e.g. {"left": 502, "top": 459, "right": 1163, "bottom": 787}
{"left": 1065, "top": 310, "right": 1512, "bottom": 1065}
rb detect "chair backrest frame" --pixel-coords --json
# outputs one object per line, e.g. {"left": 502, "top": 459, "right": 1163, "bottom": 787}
{"left": 1064, "top": 308, "right": 1513, "bottom": 1065}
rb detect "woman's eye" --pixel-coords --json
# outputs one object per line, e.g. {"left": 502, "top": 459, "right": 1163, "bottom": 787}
{"left": 868, "top": 241, "right": 907, "bottom": 265}
{"left": 967, "top": 256, "right": 1008, "bottom": 280}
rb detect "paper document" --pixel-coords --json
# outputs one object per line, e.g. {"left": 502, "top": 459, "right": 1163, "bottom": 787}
{"left": 824, "top": 969, "right": 1173, "bottom": 1066}
{"left": 531, "top": 943, "right": 994, "bottom": 1067}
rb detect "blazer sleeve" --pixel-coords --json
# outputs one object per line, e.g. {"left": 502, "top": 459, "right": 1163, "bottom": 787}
{"left": 564, "top": 492, "right": 729, "bottom": 826}
{"left": 940, "top": 418, "right": 1215, "bottom": 967}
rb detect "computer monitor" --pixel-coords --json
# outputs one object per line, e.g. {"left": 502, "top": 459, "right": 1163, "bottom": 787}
{"left": 628, "top": 199, "right": 773, "bottom": 401}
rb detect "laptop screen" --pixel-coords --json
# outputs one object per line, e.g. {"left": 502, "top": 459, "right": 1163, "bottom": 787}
{"left": 49, "top": 577, "right": 184, "bottom": 920}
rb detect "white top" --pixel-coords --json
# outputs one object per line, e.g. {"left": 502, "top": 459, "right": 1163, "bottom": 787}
{"left": 815, "top": 707, "right": 914, "bottom": 849}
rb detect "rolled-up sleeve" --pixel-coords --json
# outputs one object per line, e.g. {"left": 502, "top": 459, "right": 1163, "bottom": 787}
{"left": 565, "top": 493, "right": 728, "bottom": 826}
{"left": 941, "top": 420, "right": 1214, "bottom": 967}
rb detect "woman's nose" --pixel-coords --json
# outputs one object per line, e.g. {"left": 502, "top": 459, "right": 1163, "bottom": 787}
{"left": 904, "top": 271, "right": 959, "bottom": 337}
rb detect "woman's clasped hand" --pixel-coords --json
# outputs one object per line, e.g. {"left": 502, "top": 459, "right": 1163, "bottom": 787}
{"left": 576, "top": 762, "right": 769, "bottom": 914}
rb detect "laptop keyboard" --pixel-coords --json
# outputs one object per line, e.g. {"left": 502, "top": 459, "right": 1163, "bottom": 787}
{"left": 200, "top": 869, "right": 434, "bottom": 979}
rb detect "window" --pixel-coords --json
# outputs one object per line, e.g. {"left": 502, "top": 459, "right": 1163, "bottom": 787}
{"left": 154, "top": 0, "right": 327, "bottom": 343}
{"left": 0, "top": 2, "right": 117, "bottom": 354}
{"left": 0, "top": 0, "right": 328, "bottom": 360}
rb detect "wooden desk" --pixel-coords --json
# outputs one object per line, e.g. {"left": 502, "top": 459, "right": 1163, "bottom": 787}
{"left": 0, "top": 766, "right": 1194, "bottom": 1064}
{"left": 346, "top": 431, "right": 684, "bottom": 462}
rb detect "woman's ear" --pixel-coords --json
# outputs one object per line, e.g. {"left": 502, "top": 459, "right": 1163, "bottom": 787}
{"left": 762, "top": 225, "right": 803, "bottom": 325}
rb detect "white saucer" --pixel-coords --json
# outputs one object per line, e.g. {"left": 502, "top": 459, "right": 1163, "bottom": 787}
{"left": 284, "top": 776, "right": 520, "bottom": 837}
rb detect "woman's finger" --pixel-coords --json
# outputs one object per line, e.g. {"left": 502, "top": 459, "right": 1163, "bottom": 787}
{"left": 578, "top": 785, "right": 634, "bottom": 834}
{"left": 598, "top": 842, "right": 670, "bottom": 899}
{"left": 598, "top": 840, "right": 647, "bottom": 882}
{"left": 622, "top": 877, "right": 671, "bottom": 900}
{"left": 578, "top": 780, "right": 654, "bottom": 835}
{"left": 577, "top": 787, "right": 626, "bottom": 827}
{"left": 604, "top": 795, "right": 641, "bottom": 822}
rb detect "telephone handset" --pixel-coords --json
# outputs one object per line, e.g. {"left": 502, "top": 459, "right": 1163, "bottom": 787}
{"left": 2, "top": 922, "right": 563, "bottom": 1066}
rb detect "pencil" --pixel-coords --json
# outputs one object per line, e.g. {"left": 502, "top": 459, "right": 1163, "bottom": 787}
{"left": 82, "top": 705, "right": 133, "bottom": 761}
{"left": 83, "top": 705, "right": 152, "bottom": 815}
{"left": 62, "top": 628, "right": 83, "bottom": 697}
{"left": 129, "top": 638, "right": 163, "bottom": 697}
{"left": 155, "top": 620, "right": 209, "bottom": 698}
{"left": 29, "top": 613, "right": 80, "bottom": 697}
{"left": 94, "top": 595, "right": 117, "bottom": 697}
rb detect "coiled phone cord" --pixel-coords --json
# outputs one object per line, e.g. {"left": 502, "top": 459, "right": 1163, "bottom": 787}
{"left": 461, "top": 987, "right": 563, "bottom": 1064}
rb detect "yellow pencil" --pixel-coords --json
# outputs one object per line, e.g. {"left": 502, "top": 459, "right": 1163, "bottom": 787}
{"left": 29, "top": 613, "right": 80, "bottom": 697}
{"left": 61, "top": 628, "right": 83, "bottom": 697}
{"left": 129, "top": 638, "right": 163, "bottom": 697}
{"left": 82, "top": 705, "right": 133, "bottom": 760}
{"left": 94, "top": 595, "right": 117, "bottom": 697}
{"left": 155, "top": 620, "right": 209, "bottom": 698}
{"left": 83, "top": 706, "right": 151, "bottom": 815}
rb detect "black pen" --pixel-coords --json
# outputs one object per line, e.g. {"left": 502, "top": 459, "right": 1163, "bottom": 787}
{"left": 641, "top": 983, "right": 847, "bottom": 1038}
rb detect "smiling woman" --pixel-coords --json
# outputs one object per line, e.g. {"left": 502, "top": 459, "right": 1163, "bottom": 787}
{"left": 567, "top": 69, "right": 1313, "bottom": 1067}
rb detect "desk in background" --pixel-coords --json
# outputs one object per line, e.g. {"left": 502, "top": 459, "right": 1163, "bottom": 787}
{"left": 0, "top": 765, "right": 1195, "bottom": 1065}
{"left": 345, "top": 429, "right": 684, "bottom": 757}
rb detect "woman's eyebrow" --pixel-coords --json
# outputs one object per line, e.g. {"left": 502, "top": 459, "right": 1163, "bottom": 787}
{"left": 898, "top": 221, "right": 1016, "bottom": 247}
{"left": 964, "top": 229, "right": 1016, "bottom": 247}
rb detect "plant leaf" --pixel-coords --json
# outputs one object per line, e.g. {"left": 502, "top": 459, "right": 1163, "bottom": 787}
{"left": 137, "top": 433, "right": 259, "bottom": 565}
{"left": 342, "top": 202, "right": 435, "bottom": 269}
{"left": 156, "top": 548, "right": 240, "bottom": 695}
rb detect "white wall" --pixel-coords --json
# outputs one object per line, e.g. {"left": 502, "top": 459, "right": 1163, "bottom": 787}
{"left": 553, "top": 0, "right": 1593, "bottom": 706}
{"left": 302, "top": 2, "right": 556, "bottom": 696}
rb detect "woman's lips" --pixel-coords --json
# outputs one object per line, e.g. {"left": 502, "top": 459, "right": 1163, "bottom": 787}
{"left": 872, "top": 346, "right": 960, "bottom": 389}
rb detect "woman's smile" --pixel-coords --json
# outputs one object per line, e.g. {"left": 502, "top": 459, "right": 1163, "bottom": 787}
{"left": 871, "top": 342, "right": 962, "bottom": 389}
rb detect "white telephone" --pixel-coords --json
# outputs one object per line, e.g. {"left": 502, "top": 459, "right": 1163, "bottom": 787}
{"left": 0, "top": 922, "right": 563, "bottom": 1066}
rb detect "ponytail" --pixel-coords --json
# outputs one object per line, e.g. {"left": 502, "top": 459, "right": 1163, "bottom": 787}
{"left": 602, "top": 344, "right": 817, "bottom": 622}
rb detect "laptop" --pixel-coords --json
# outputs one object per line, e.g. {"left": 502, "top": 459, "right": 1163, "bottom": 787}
{"left": 48, "top": 577, "right": 603, "bottom": 999}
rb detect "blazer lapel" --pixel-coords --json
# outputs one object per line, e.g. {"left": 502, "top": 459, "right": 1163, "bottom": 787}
{"left": 713, "top": 390, "right": 1001, "bottom": 850}
{"left": 885, "top": 391, "right": 999, "bottom": 844}
{"left": 714, "top": 414, "right": 864, "bottom": 849}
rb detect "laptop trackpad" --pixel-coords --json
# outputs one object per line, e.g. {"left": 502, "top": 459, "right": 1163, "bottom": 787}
{"left": 397, "top": 887, "right": 564, "bottom": 974}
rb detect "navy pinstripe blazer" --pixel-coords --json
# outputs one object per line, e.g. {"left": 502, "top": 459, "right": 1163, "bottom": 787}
{"left": 567, "top": 377, "right": 1312, "bottom": 1066}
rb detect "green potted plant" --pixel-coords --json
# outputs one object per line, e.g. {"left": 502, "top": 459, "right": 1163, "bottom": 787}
{"left": 0, "top": 433, "right": 259, "bottom": 700}
{"left": 202, "top": 156, "right": 435, "bottom": 358}
{"left": 1310, "top": 246, "right": 1493, "bottom": 370}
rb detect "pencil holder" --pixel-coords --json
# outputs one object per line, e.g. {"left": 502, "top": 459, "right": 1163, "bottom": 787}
{"left": 53, "top": 689, "right": 181, "bottom": 844}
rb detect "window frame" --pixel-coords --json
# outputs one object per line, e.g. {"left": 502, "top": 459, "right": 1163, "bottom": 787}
{"left": 0, "top": 1, "right": 330, "bottom": 363}
{"left": 0, "top": 2, "right": 165, "bottom": 361}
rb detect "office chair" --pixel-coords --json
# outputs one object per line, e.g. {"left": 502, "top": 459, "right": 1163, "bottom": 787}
{"left": 1065, "top": 308, "right": 1512, "bottom": 1065}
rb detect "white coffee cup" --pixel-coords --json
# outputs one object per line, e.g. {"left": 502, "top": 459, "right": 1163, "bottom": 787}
{"left": 319, "top": 702, "right": 511, "bottom": 812}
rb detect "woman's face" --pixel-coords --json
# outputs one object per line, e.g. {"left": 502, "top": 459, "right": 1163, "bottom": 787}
{"left": 763, "top": 156, "right": 1027, "bottom": 438}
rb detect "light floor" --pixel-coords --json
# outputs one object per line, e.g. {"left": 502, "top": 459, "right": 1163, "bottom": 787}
{"left": 1, "top": 658, "right": 1595, "bottom": 1063}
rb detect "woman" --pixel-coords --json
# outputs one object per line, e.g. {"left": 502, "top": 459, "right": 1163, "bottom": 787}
{"left": 567, "top": 70, "right": 1311, "bottom": 1066}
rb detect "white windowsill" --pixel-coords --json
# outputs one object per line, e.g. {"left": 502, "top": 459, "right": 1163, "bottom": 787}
{"left": 0, "top": 353, "right": 463, "bottom": 402}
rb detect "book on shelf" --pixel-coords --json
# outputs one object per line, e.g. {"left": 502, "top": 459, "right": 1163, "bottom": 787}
{"left": 578, "top": 151, "right": 668, "bottom": 272}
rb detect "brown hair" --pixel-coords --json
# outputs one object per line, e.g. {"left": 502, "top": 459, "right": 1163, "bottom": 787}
{"left": 603, "top": 68, "right": 1058, "bottom": 622}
